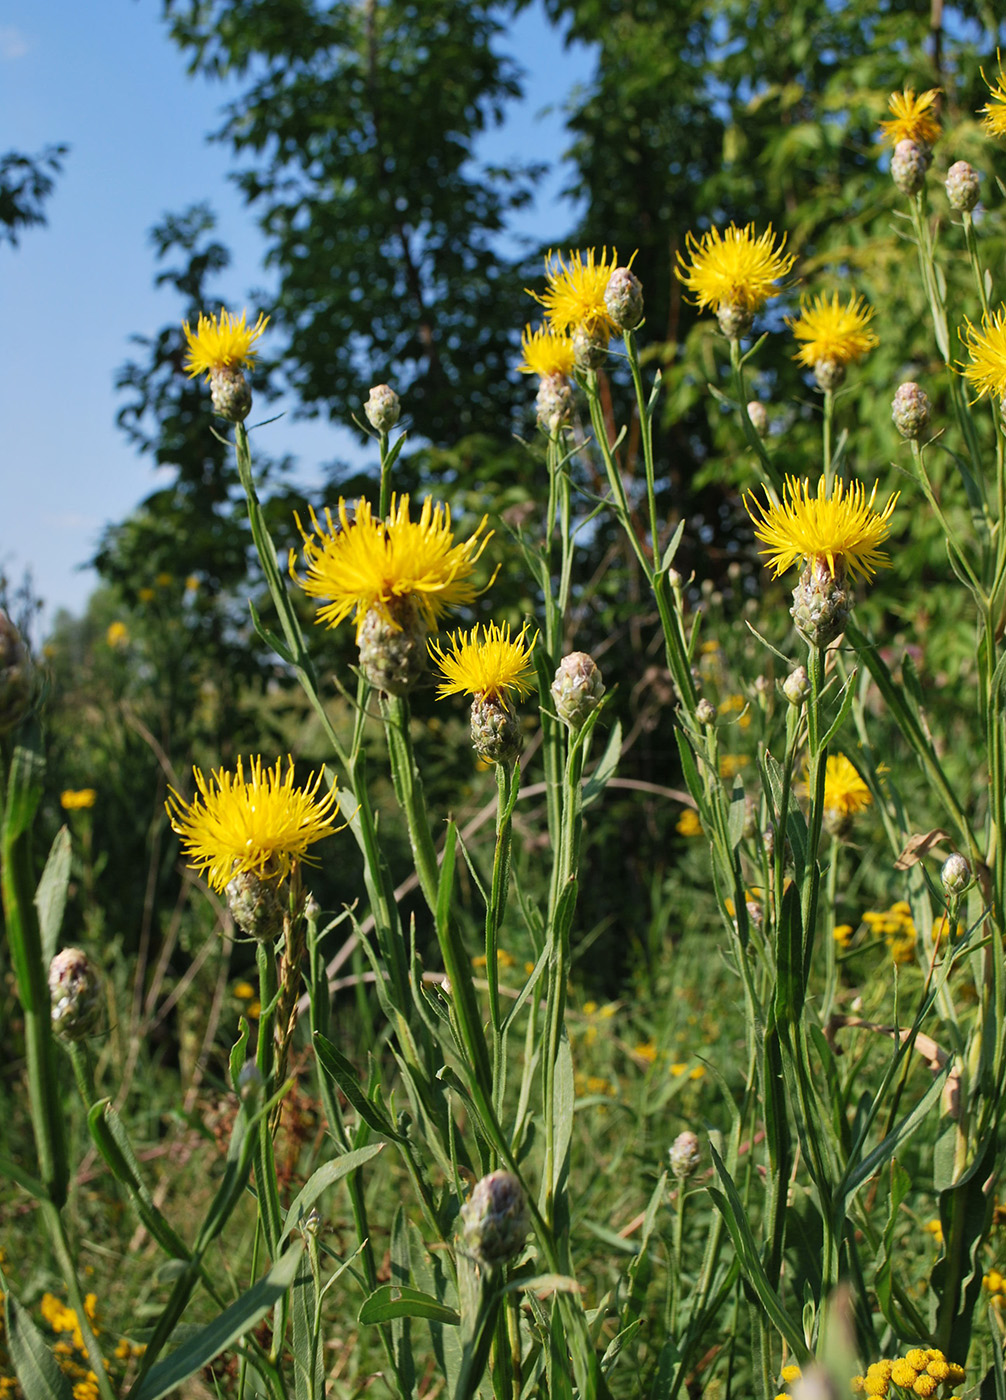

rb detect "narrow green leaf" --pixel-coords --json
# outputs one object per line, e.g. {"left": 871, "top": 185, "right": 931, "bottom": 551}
{"left": 86, "top": 1100, "right": 189, "bottom": 1259}
{"left": 358, "top": 1285, "right": 460, "bottom": 1327}
{"left": 314, "top": 1033, "right": 404, "bottom": 1141}
{"left": 279, "top": 1144, "right": 385, "bottom": 1245}
{"left": 839, "top": 1063, "right": 950, "bottom": 1203}
{"left": 582, "top": 720, "right": 622, "bottom": 810}
{"left": 291, "top": 1251, "right": 323, "bottom": 1400}
{"left": 0, "top": 1153, "right": 46, "bottom": 1201}
{"left": 35, "top": 826, "right": 71, "bottom": 966}
{"left": 4, "top": 1288, "right": 74, "bottom": 1400}
{"left": 659, "top": 519, "right": 686, "bottom": 572}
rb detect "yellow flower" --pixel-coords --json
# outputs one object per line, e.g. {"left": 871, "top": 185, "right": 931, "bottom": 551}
{"left": 719, "top": 753, "right": 749, "bottom": 779}
{"left": 960, "top": 307, "right": 1006, "bottom": 402}
{"left": 185, "top": 574, "right": 200, "bottom": 592}
{"left": 821, "top": 754, "right": 872, "bottom": 820}
{"left": 980, "top": 54, "right": 1006, "bottom": 138}
{"left": 634, "top": 1040, "right": 658, "bottom": 1064}
{"left": 137, "top": 587, "right": 156, "bottom": 604}
{"left": 788, "top": 292, "right": 878, "bottom": 370}
{"left": 165, "top": 755, "right": 340, "bottom": 892}
{"left": 669, "top": 1062, "right": 687, "bottom": 1077}
{"left": 781, "top": 1367, "right": 802, "bottom": 1384}
{"left": 232, "top": 980, "right": 256, "bottom": 1000}
{"left": 182, "top": 307, "right": 269, "bottom": 381}
{"left": 923, "top": 1218, "right": 944, "bottom": 1245}
{"left": 675, "top": 223, "right": 795, "bottom": 317}
{"left": 890, "top": 1360, "right": 919, "bottom": 1388}
{"left": 879, "top": 88, "right": 941, "bottom": 147}
{"left": 676, "top": 808, "right": 703, "bottom": 837}
{"left": 155, "top": 572, "right": 174, "bottom": 588}
{"left": 518, "top": 323, "right": 576, "bottom": 379}
{"left": 689, "top": 1065, "right": 706, "bottom": 1081}
{"left": 529, "top": 247, "right": 624, "bottom": 341}
{"left": 833, "top": 923, "right": 854, "bottom": 948}
{"left": 105, "top": 621, "right": 129, "bottom": 648}
{"left": 745, "top": 475, "right": 898, "bottom": 582}
{"left": 60, "top": 789, "right": 96, "bottom": 811}
{"left": 428, "top": 621, "right": 537, "bottom": 704}
{"left": 293, "top": 495, "right": 491, "bottom": 638}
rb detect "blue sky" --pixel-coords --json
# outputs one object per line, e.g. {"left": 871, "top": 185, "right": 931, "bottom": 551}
{"left": 3, "top": 2, "right": 594, "bottom": 626}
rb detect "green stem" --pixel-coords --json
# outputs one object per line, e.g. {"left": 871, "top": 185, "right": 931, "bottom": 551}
{"left": 486, "top": 762, "right": 519, "bottom": 1133}
{"left": 729, "top": 338, "right": 783, "bottom": 497}
{"left": 39, "top": 1199, "right": 117, "bottom": 1400}
{"left": 383, "top": 693, "right": 440, "bottom": 914}
{"left": 822, "top": 388, "right": 834, "bottom": 491}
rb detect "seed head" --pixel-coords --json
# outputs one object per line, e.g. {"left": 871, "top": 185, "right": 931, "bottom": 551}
{"left": 945, "top": 161, "right": 980, "bottom": 212}
{"left": 791, "top": 557, "right": 851, "bottom": 647}
{"left": 891, "top": 382, "right": 931, "bottom": 439}
{"left": 572, "top": 323, "right": 608, "bottom": 371}
{"left": 49, "top": 948, "right": 103, "bottom": 1042}
{"left": 365, "top": 383, "right": 401, "bottom": 433}
{"left": 461, "top": 1170, "right": 530, "bottom": 1269}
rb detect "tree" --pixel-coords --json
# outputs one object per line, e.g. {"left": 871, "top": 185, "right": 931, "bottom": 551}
{"left": 0, "top": 144, "right": 68, "bottom": 248}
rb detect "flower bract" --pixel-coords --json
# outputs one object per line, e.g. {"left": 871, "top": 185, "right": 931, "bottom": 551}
{"left": 518, "top": 324, "right": 576, "bottom": 379}
{"left": 960, "top": 307, "right": 1006, "bottom": 401}
{"left": 429, "top": 621, "right": 537, "bottom": 703}
{"left": 529, "top": 248, "right": 623, "bottom": 340}
{"left": 183, "top": 307, "right": 269, "bottom": 381}
{"left": 166, "top": 755, "right": 340, "bottom": 893}
{"left": 294, "top": 494, "right": 492, "bottom": 637}
{"left": 746, "top": 476, "right": 898, "bottom": 581}
{"left": 675, "top": 223, "right": 794, "bottom": 316}
{"left": 788, "top": 292, "right": 879, "bottom": 369}
{"left": 821, "top": 754, "right": 872, "bottom": 820}
{"left": 879, "top": 88, "right": 941, "bottom": 147}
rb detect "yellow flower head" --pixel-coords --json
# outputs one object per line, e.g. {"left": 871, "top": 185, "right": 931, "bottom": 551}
{"left": 890, "top": 1360, "right": 920, "bottom": 1388}
{"left": 879, "top": 88, "right": 941, "bottom": 147}
{"left": 745, "top": 476, "right": 898, "bottom": 582}
{"left": 781, "top": 1367, "right": 802, "bottom": 1385}
{"left": 979, "top": 54, "right": 1006, "bottom": 138}
{"left": 182, "top": 307, "right": 269, "bottom": 381}
{"left": 60, "top": 789, "right": 96, "bottom": 811}
{"left": 960, "top": 307, "right": 1006, "bottom": 402}
{"left": 676, "top": 223, "right": 795, "bottom": 317}
{"left": 529, "top": 248, "right": 623, "bottom": 340}
{"left": 788, "top": 292, "right": 879, "bottom": 370}
{"left": 429, "top": 621, "right": 537, "bottom": 704}
{"left": 293, "top": 494, "right": 492, "bottom": 638}
{"left": 165, "top": 755, "right": 340, "bottom": 892}
{"left": 676, "top": 808, "right": 703, "bottom": 837}
{"left": 105, "top": 621, "right": 129, "bottom": 648}
{"left": 518, "top": 323, "right": 576, "bottom": 379}
{"left": 822, "top": 754, "right": 872, "bottom": 820}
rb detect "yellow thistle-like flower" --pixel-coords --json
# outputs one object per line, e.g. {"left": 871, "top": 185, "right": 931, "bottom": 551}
{"left": 822, "top": 754, "right": 872, "bottom": 819}
{"left": 675, "top": 223, "right": 795, "bottom": 317}
{"left": 183, "top": 307, "right": 269, "bottom": 381}
{"left": 529, "top": 248, "right": 623, "bottom": 340}
{"left": 293, "top": 495, "right": 492, "bottom": 638}
{"left": 518, "top": 323, "right": 576, "bottom": 379}
{"left": 745, "top": 476, "right": 898, "bottom": 582}
{"left": 960, "top": 307, "right": 1006, "bottom": 402}
{"left": 429, "top": 621, "right": 537, "bottom": 703}
{"left": 60, "top": 789, "right": 96, "bottom": 811}
{"left": 789, "top": 292, "right": 879, "bottom": 370}
{"left": 165, "top": 755, "right": 340, "bottom": 892}
{"left": 879, "top": 88, "right": 941, "bottom": 147}
{"left": 105, "top": 621, "right": 129, "bottom": 649}
{"left": 979, "top": 55, "right": 1006, "bottom": 138}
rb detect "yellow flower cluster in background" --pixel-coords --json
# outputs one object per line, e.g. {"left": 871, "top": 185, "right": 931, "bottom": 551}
{"left": 676, "top": 808, "right": 703, "bottom": 837}
{"left": 60, "top": 789, "right": 96, "bottom": 811}
{"left": 863, "top": 901, "right": 917, "bottom": 963}
{"left": 853, "top": 1350, "right": 964, "bottom": 1399}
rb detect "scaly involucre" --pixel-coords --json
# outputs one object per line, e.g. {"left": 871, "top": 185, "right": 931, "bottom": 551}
{"left": 788, "top": 292, "right": 879, "bottom": 368}
{"left": 429, "top": 622, "right": 538, "bottom": 703}
{"left": 675, "top": 224, "right": 795, "bottom": 314}
{"left": 746, "top": 476, "right": 898, "bottom": 581}
{"left": 960, "top": 308, "right": 1006, "bottom": 401}
{"left": 182, "top": 307, "right": 269, "bottom": 380}
{"left": 530, "top": 248, "right": 621, "bottom": 339}
{"left": 879, "top": 88, "right": 941, "bottom": 146}
{"left": 294, "top": 494, "right": 492, "bottom": 636}
{"left": 166, "top": 756, "right": 340, "bottom": 892}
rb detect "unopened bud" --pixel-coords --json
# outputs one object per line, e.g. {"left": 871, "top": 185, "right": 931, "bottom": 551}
{"left": 0, "top": 612, "right": 35, "bottom": 734}
{"left": 746, "top": 401, "right": 769, "bottom": 438}
{"left": 941, "top": 852, "right": 971, "bottom": 897}
{"left": 535, "top": 374, "right": 574, "bottom": 434}
{"left": 460, "top": 1170, "right": 530, "bottom": 1269}
{"left": 813, "top": 358, "right": 846, "bottom": 392}
{"left": 790, "top": 558, "right": 849, "bottom": 647}
{"left": 669, "top": 1130, "right": 701, "bottom": 1180}
{"left": 668, "top": 569, "right": 683, "bottom": 589}
{"left": 945, "top": 160, "right": 980, "bottom": 212}
{"left": 470, "top": 695, "right": 522, "bottom": 766}
{"left": 892, "top": 381, "right": 931, "bottom": 440}
{"left": 891, "top": 139, "right": 929, "bottom": 197}
{"left": 783, "top": 666, "right": 810, "bottom": 706}
{"left": 49, "top": 948, "right": 103, "bottom": 1042}
{"left": 604, "top": 267, "right": 644, "bottom": 330}
{"left": 716, "top": 299, "right": 754, "bottom": 340}
{"left": 210, "top": 367, "right": 252, "bottom": 423}
{"left": 572, "top": 324, "right": 608, "bottom": 371}
{"left": 696, "top": 698, "right": 716, "bottom": 726}
{"left": 238, "top": 1060, "right": 264, "bottom": 1104}
{"left": 551, "top": 652, "right": 605, "bottom": 730}
{"left": 365, "top": 383, "right": 401, "bottom": 433}
{"left": 227, "top": 870, "right": 287, "bottom": 942}
{"left": 358, "top": 598, "right": 428, "bottom": 695}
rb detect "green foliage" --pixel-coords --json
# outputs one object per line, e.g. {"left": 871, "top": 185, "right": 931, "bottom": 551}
{"left": 0, "top": 145, "right": 68, "bottom": 250}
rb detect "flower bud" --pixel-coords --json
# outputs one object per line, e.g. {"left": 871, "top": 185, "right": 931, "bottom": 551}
{"left": 891, "top": 381, "right": 931, "bottom": 440}
{"left": 49, "top": 948, "right": 103, "bottom": 1042}
{"left": 696, "top": 698, "right": 716, "bottom": 726}
{"left": 945, "top": 160, "right": 980, "bottom": 212}
{"left": 668, "top": 569, "right": 683, "bottom": 589}
{"left": 227, "top": 870, "right": 287, "bottom": 942}
{"left": 551, "top": 652, "right": 605, "bottom": 730}
{"left": 535, "top": 374, "right": 574, "bottom": 434}
{"left": 604, "top": 267, "right": 644, "bottom": 331}
{"left": 210, "top": 367, "right": 253, "bottom": 423}
{"left": 941, "top": 852, "right": 971, "bottom": 898}
{"left": 365, "top": 383, "right": 401, "bottom": 433}
{"left": 813, "top": 358, "right": 846, "bottom": 393}
{"left": 783, "top": 666, "right": 810, "bottom": 706}
{"left": 0, "top": 612, "right": 35, "bottom": 734}
{"left": 716, "top": 298, "right": 754, "bottom": 340}
{"left": 357, "top": 598, "right": 428, "bottom": 695}
{"left": 891, "top": 139, "right": 929, "bottom": 196}
{"left": 669, "top": 1130, "right": 701, "bottom": 1180}
{"left": 746, "top": 400, "right": 769, "bottom": 438}
{"left": 470, "top": 695, "right": 522, "bottom": 767}
{"left": 461, "top": 1170, "right": 530, "bottom": 1269}
{"left": 572, "top": 324, "right": 608, "bottom": 371}
{"left": 238, "top": 1060, "right": 264, "bottom": 1105}
{"left": 790, "top": 558, "right": 849, "bottom": 647}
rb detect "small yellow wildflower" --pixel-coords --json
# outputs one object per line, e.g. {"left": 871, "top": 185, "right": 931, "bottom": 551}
{"left": 472, "top": 949, "right": 517, "bottom": 970}
{"left": 166, "top": 755, "right": 341, "bottom": 893}
{"left": 232, "top": 980, "right": 256, "bottom": 1000}
{"left": 788, "top": 292, "right": 878, "bottom": 371}
{"left": 923, "top": 1218, "right": 943, "bottom": 1245}
{"left": 429, "top": 621, "right": 537, "bottom": 704}
{"left": 634, "top": 1041, "right": 658, "bottom": 1064}
{"left": 960, "top": 307, "right": 1006, "bottom": 403}
{"left": 689, "top": 1065, "right": 706, "bottom": 1080}
{"left": 868, "top": 1360, "right": 893, "bottom": 1381}
{"left": 105, "top": 621, "right": 129, "bottom": 648}
{"left": 890, "top": 1360, "right": 919, "bottom": 1388}
{"left": 979, "top": 54, "right": 1006, "bottom": 139}
{"left": 833, "top": 924, "right": 854, "bottom": 948}
{"left": 676, "top": 808, "right": 703, "bottom": 837}
{"left": 745, "top": 475, "right": 898, "bottom": 582}
{"left": 676, "top": 223, "right": 795, "bottom": 320}
{"left": 518, "top": 323, "right": 576, "bottom": 379}
{"left": 781, "top": 1367, "right": 802, "bottom": 1384}
{"left": 821, "top": 754, "right": 872, "bottom": 821}
{"left": 719, "top": 753, "right": 749, "bottom": 779}
{"left": 247, "top": 1000, "right": 262, "bottom": 1019}
{"left": 984, "top": 1269, "right": 1005, "bottom": 1294}
{"left": 904, "top": 1351, "right": 929, "bottom": 1372}
{"left": 137, "top": 587, "right": 156, "bottom": 604}
{"left": 925, "top": 1361, "right": 949, "bottom": 1382}
{"left": 294, "top": 495, "right": 491, "bottom": 637}
{"left": 185, "top": 574, "right": 200, "bottom": 591}
{"left": 529, "top": 248, "right": 624, "bottom": 341}
{"left": 879, "top": 88, "right": 941, "bottom": 147}
{"left": 852, "top": 1377, "right": 866, "bottom": 1393}
{"left": 718, "top": 694, "right": 751, "bottom": 729}
{"left": 60, "top": 789, "right": 96, "bottom": 811}
{"left": 182, "top": 307, "right": 269, "bottom": 381}
{"left": 912, "top": 1376, "right": 936, "bottom": 1397}
{"left": 669, "top": 1062, "right": 687, "bottom": 1077}
{"left": 945, "top": 1364, "right": 966, "bottom": 1385}
{"left": 155, "top": 572, "right": 173, "bottom": 588}
{"left": 863, "top": 1375, "right": 889, "bottom": 1396}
